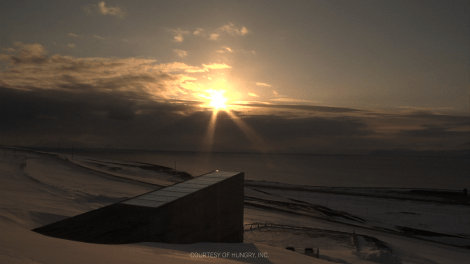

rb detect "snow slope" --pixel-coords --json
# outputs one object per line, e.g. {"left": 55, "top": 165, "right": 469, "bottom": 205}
{"left": 0, "top": 149, "right": 321, "bottom": 264}
{"left": 1, "top": 148, "right": 469, "bottom": 263}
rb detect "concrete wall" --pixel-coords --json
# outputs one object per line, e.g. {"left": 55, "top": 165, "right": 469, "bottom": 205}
{"left": 148, "top": 172, "right": 244, "bottom": 243}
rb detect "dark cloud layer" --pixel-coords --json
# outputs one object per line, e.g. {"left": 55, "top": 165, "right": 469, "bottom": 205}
{"left": 234, "top": 103, "right": 361, "bottom": 113}
{"left": 399, "top": 124, "right": 470, "bottom": 138}
{"left": 1, "top": 84, "right": 469, "bottom": 154}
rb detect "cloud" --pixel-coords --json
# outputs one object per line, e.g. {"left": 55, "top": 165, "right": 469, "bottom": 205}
{"left": 154, "top": 62, "right": 204, "bottom": 73}
{"left": 152, "top": 62, "right": 231, "bottom": 73}
{"left": 1, "top": 43, "right": 467, "bottom": 154}
{"left": 209, "top": 33, "right": 219, "bottom": 40}
{"left": 216, "top": 46, "right": 233, "bottom": 53}
{"left": 202, "top": 63, "right": 231, "bottom": 70}
{"left": 0, "top": 83, "right": 374, "bottom": 153}
{"left": 240, "top": 27, "right": 249, "bottom": 35}
{"left": 270, "top": 97, "right": 320, "bottom": 104}
{"left": 272, "top": 90, "right": 278, "bottom": 95}
{"left": 0, "top": 43, "right": 205, "bottom": 101}
{"left": 1, "top": 70, "right": 468, "bottom": 153}
{"left": 173, "top": 49, "right": 187, "bottom": 58}
{"left": 0, "top": 42, "right": 47, "bottom": 65}
{"left": 248, "top": 93, "right": 259, "bottom": 97}
{"left": 233, "top": 102, "right": 361, "bottom": 113}
{"left": 85, "top": 1, "right": 127, "bottom": 18}
{"left": 93, "top": 34, "right": 105, "bottom": 40}
{"left": 399, "top": 124, "right": 470, "bottom": 138}
{"left": 193, "top": 28, "right": 204, "bottom": 35}
{"left": 219, "top": 23, "right": 249, "bottom": 36}
{"left": 400, "top": 110, "right": 470, "bottom": 123}
{"left": 207, "top": 23, "right": 249, "bottom": 40}
{"left": 192, "top": 23, "right": 249, "bottom": 41}
{"left": 68, "top": 43, "right": 76, "bottom": 48}
{"left": 248, "top": 115, "right": 372, "bottom": 137}
{"left": 1, "top": 47, "right": 16, "bottom": 53}
{"left": 256, "top": 82, "right": 271, "bottom": 87}
{"left": 68, "top": 33, "right": 80, "bottom": 37}
{"left": 172, "top": 28, "right": 189, "bottom": 42}
{"left": 0, "top": 85, "right": 207, "bottom": 147}
{"left": 97, "top": 1, "right": 127, "bottom": 18}
{"left": 0, "top": 43, "right": 233, "bottom": 103}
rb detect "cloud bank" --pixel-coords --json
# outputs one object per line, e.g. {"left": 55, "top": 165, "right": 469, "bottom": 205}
{"left": 0, "top": 43, "right": 468, "bottom": 154}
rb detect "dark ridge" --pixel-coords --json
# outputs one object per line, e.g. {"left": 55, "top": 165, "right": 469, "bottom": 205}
{"left": 85, "top": 159, "right": 192, "bottom": 180}
{"left": 396, "top": 226, "right": 465, "bottom": 238}
{"left": 361, "top": 234, "right": 392, "bottom": 251}
{"left": 244, "top": 196, "right": 365, "bottom": 223}
{"left": 409, "top": 189, "right": 465, "bottom": 197}
{"left": 369, "top": 148, "right": 470, "bottom": 158}
{"left": 409, "top": 189, "right": 469, "bottom": 204}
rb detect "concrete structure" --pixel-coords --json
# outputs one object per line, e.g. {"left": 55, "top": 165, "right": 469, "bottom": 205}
{"left": 33, "top": 171, "right": 244, "bottom": 244}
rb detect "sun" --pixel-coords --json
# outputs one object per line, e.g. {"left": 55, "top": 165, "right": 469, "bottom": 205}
{"left": 208, "top": 90, "right": 227, "bottom": 110}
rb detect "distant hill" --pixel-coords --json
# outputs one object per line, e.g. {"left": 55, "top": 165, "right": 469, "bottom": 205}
{"left": 369, "top": 148, "right": 470, "bottom": 158}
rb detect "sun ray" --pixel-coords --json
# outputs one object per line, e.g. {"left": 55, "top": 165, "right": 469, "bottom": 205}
{"left": 199, "top": 87, "right": 270, "bottom": 156}
{"left": 201, "top": 109, "right": 218, "bottom": 152}
{"left": 194, "top": 109, "right": 220, "bottom": 174}
{"left": 226, "top": 110, "right": 271, "bottom": 153}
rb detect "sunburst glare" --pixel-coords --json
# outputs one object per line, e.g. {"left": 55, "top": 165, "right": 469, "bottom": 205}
{"left": 199, "top": 88, "right": 269, "bottom": 155}
{"left": 208, "top": 90, "right": 227, "bottom": 110}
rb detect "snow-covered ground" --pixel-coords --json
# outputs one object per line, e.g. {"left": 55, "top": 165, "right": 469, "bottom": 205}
{"left": 1, "top": 148, "right": 469, "bottom": 263}
{"left": 245, "top": 186, "right": 470, "bottom": 247}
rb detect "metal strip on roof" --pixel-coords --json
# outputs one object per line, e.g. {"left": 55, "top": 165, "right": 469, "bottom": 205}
{"left": 122, "top": 199, "right": 166, "bottom": 208}
{"left": 137, "top": 195, "right": 180, "bottom": 203}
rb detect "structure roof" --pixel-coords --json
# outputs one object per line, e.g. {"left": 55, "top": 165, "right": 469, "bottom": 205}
{"left": 121, "top": 171, "right": 239, "bottom": 208}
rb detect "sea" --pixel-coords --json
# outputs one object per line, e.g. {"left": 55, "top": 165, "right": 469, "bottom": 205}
{"left": 70, "top": 150, "right": 470, "bottom": 190}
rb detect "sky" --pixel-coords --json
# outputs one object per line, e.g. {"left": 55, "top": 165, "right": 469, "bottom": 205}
{"left": 0, "top": 0, "right": 469, "bottom": 154}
